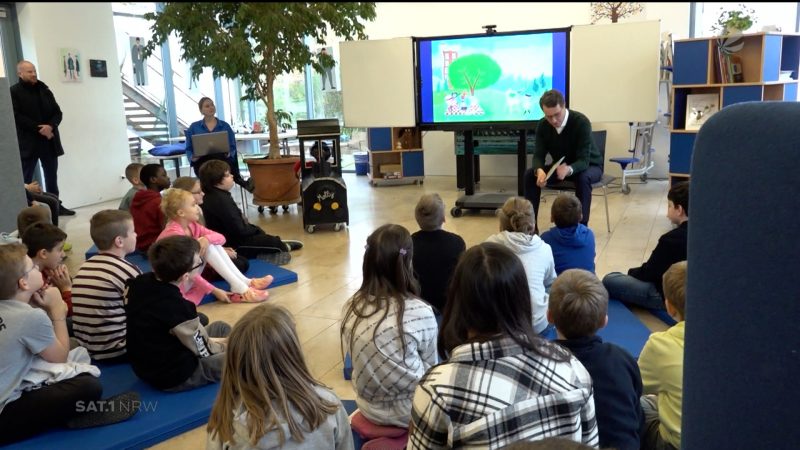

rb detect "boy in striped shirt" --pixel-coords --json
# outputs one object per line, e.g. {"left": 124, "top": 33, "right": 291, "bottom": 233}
{"left": 71, "top": 210, "right": 141, "bottom": 361}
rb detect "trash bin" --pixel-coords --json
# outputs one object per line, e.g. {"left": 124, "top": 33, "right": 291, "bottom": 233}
{"left": 354, "top": 152, "right": 369, "bottom": 176}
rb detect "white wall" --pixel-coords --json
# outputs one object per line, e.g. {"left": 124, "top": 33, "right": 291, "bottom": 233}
{"left": 357, "top": 2, "right": 691, "bottom": 178}
{"left": 16, "top": 2, "right": 130, "bottom": 207}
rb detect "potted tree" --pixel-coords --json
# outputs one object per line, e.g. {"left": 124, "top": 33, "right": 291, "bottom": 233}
{"left": 143, "top": 3, "right": 376, "bottom": 205}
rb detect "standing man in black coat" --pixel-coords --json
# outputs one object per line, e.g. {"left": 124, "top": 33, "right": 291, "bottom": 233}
{"left": 11, "top": 60, "right": 74, "bottom": 215}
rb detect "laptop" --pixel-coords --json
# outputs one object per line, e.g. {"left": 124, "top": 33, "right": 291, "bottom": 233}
{"left": 191, "top": 131, "right": 230, "bottom": 160}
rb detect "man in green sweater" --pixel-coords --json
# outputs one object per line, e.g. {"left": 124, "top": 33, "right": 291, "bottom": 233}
{"left": 524, "top": 89, "right": 602, "bottom": 229}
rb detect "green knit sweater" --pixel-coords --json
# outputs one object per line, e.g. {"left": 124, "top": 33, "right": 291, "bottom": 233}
{"left": 532, "top": 109, "right": 602, "bottom": 174}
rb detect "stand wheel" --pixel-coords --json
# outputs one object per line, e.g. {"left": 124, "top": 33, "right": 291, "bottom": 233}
{"left": 282, "top": 205, "right": 290, "bottom": 212}
{"left": 334, "top": 223, "right": 344, "bottom": 232}
{"left": 640, "top": 174, "right": 648, "bottom": 182}
{"left": 269, "top": 206, "right": 278, "bottom": 214}
{"left": 622, "top": 184, "right": 631, "bottom": 195}
{"left": 257, "top": 206, "right": 264, "bottom": 214}
{"left": 306, "top": 225, "right": 315, "bottom": 234}
{"left": 450, "top": 207, "right": 463, "bottom": 218}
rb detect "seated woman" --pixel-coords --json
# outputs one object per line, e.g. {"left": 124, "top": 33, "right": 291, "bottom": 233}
{"left": 185, "top": 97, "right": 252, "bottom": 192}
{"left": 408, "top": 242, "right": 598, "bottom": 448}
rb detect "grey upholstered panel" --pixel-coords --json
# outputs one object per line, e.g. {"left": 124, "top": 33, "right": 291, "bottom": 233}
{"left": 683, "top": 102, "right": 800, "bottom": 449}
{"left": 0, "top": 77, "right": 27, "bottom": 232}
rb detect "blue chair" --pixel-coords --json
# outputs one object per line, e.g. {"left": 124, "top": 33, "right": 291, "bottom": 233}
{"left": 609, "top": 122, "right": 656, "bottom": 194}
{"left": 682, "top": 102, "right": 800, "bottom": 449}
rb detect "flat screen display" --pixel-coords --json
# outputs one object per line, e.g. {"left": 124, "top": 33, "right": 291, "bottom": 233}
{"left": 416, "top": 28, "right": 569, "bottom": 129}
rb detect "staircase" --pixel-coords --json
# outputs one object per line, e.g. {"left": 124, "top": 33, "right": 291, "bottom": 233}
{"left": 122, "top": 78, "right": 188, "bottom": 147}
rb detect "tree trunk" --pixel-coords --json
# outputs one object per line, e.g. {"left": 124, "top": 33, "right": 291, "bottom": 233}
{"left": 265, "top": 73, "right": 280, "bottom": 159}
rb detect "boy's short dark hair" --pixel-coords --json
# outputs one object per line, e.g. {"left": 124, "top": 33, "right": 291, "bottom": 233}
{"left": 549, "top": 269, "right": 609, "bottom": 339}
{"left": 540, "top": 89, "right": 565, "bottom": 109}
{"left": 415, "top": 193, "right": 445, "bottom": 231}
{"left": 125, "top": 163, "right": 144, "bottom": 184}
{"left": 663, "top": 261, "right": 687, "bottom": 317}
{"left": 21, "top": 222, "right": 67, "bottom": 258}
{"left": 17, "top": 206, "right": 52, "bottom": 235}
{"left": 0, "top": 243, "right": 28, "bottom": 299}
{"left": 552, "top": 195, "right": 582, "bottom": 228}
{"left": 148, "top": 235, "right": 199, "bottom": 282}
{"left": 668, "top": 180, "right": 689, "bottom": 216}
{"left": 198, "top": 159, "right": 229, "bottom": 191}
{"left": 90, "top": 210, "right": 133, "bottom": 250}
{"left": 139, "top": 164, "right": 164, "bottom": 189}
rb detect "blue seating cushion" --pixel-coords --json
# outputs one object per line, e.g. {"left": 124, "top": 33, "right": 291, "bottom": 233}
{"left": 149, "top": 143, "right": 186, "bottom": 156}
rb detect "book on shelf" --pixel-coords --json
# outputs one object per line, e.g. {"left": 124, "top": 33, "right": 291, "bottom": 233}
{"left": 685, "top": 93, "right": 720, "bottom": 131}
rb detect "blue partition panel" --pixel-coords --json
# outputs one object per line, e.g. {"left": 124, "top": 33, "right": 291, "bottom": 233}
{"left": 401, "top": 151, "right": 424, "bottom": 177}
{"left": 763, "top": 35, "right": 783, "bottom": 82}
{"left": 367, "top": 128, "right": 392, "bottom": 151}
{"left": 784, "top": 83, "right": 798, "bottom": 101}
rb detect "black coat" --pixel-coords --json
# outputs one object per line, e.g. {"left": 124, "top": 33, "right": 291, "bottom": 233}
{"left": 10, "top": 80, "right": 65, "bottom": 158}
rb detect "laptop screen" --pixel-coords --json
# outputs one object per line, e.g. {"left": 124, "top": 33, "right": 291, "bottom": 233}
{"left": 190, "top": 131, "right": 230, "bottom": 159}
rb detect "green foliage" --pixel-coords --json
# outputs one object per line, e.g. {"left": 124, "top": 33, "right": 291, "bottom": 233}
{"left": 143, "top": 2, "right": 376, "bottom": 157}
{"left": 447, "top": 54, "right": 502, "bottom": 96}
{"left": 712, "top": 4, "right": 756, "bottom": 35}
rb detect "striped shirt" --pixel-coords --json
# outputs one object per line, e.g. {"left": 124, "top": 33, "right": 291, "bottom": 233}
{"left": 342, "top": 296, "right": 438, "bottom": 427}
{"left": 409, "top": 337, "right": 599, "bottom": 449}
{"left": 71, "top": 253, "right": 141, "bottom": 360}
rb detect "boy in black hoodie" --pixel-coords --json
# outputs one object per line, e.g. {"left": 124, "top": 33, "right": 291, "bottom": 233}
{"left": 602, "top": 181, "right": 689, "bottom": 310}
{"left": 125, "top": 235, "right": 230, "bottom": 391}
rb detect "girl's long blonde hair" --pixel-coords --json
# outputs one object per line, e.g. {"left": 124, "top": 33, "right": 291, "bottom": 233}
{"left": 207, "top": 304, "right": 338, "bottom": 446}
{"left": 340, "top": 224, "right": 419, "bottom": 364}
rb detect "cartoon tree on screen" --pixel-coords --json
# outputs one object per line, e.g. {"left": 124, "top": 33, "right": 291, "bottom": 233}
{"left": 447, "top": 54, "right": 501, "bottom": 96}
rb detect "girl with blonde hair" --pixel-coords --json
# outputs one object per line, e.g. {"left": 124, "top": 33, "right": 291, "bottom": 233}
{"left": 157, "top": 188, "right": 271, "bottom": 303}
{"left": 207, "top": 304, "right": 352, "bottom": 449}
{"left": 486, "top": 196, "right": 557, "bottom": 335}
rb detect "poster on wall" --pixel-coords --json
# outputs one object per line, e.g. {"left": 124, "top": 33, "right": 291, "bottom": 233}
{"left": 130, "top": 36, "right": 148, "bottom": 86}
{"left": 318, "top": 46, "right": 338, "bottom": 91}
{"left": 90, "top": 59, "right": 108, "bottom": 78}
{"left": 59, "top": 48, "right": 82, "bottom": 82}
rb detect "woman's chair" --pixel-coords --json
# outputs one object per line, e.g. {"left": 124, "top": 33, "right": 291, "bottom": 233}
{"left": 543, "top": 130, "right": 616, "bottom": 232}
{"left": 609, "top": 122, "right": 656, "bottom": 194}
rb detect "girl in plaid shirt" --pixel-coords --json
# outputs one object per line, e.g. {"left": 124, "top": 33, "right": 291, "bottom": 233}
{"left": 341, "top": 224, "right": 439, "bottom": 428}
{"left": 409, "top": 242, "right": 598, "bottom": 449}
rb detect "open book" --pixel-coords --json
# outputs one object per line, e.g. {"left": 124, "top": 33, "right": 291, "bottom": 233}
{"left": 545, "top": 156, "right": 566, "bottom": 181}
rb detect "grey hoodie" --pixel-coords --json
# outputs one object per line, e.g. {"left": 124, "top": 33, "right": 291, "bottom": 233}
{"left": 486, "top": 231, "right": 557, "bottom": 334}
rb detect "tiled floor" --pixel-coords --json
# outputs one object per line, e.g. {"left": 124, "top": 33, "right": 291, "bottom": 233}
{"left": 57, "top": 172, "right": 673, "bottom": 448}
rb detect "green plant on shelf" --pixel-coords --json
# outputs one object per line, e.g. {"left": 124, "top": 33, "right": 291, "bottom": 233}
{"left": 712, "top": 4, "right": 756, "bottom": 36}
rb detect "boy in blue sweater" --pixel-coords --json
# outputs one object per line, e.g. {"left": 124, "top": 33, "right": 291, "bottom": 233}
{"left": 541, "top": 195, "right": 596, "bottom": 274}
{"left": 549, "top": 269, "right": 643, "bottom": 450}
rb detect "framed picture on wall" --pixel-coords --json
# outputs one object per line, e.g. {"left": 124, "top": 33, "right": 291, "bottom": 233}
{"left": 59, "top": 48, "right": 82, "bottom": 82}
{"left": 685, "top": 93, "right": 719, "bottom": 131}
{"left": 89, "top": 59, "right": 108, "bottom": 78}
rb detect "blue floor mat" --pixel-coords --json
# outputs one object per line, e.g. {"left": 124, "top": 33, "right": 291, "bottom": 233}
{"left": 342, "top": 399, "right": 365, "bottom": 450}
{"left": 599, "top": 299, "right": 654, "bottom": 358}
{"left": 12, "top": 362, "right": 219, "bottom": 450}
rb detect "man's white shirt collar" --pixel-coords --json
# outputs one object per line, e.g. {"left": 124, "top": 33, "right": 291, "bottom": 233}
{"left": 556, "top": 109, "right": 569, "bottom": 134}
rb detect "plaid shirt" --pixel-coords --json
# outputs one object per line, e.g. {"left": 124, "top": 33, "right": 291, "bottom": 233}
{"left": 409, "top": 337, "right": 599, "bottom": 449}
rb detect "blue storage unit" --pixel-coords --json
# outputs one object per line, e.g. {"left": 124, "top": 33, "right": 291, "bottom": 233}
{"left": 670, "top": 33, "right": 799, "bottom": 183}
{"left": 366, "top": 127, "right": 424, "bottom": 186}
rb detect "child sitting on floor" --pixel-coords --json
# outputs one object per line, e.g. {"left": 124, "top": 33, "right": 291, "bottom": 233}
{"left": 130, "top": 163, "right": 171, "bottom": 252}
{"left": 207, "top": 304, "right": 353, "bottom": 449}
{"left": 125, "top": 236, "right": 231, "bottom": 391}
{"left": 540, "top": 195, "right": 596, "bottom": 275}
{"left": 341, "top": 224, "right": 438, "bottom": 429}
{"left": 21, "top": 222, "right": 72, "bottom": 318}
{"left": 157, "top": 188, "right": 271, "bottom": 304}
{"left": 71, "top": 210, "right": 142, "bottom": 361}
{"left": 486, "top": 196, "right": 557, "bottom": 335}
{"left": 118, "top": 163, "right": 144, "bottom": 211}
{"left": 0, "top": 244, "right": 139, "bottom": 445}
{"left": 549, "top": 269, "right": 643, "bottom": 450}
